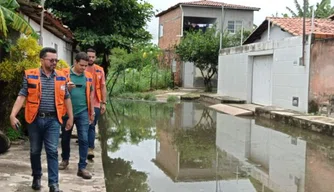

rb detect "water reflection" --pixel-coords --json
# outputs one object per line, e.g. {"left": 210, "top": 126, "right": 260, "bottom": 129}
{"left": 99, "top": 100, "right": 334, "bottom": 192}
{"left": 153, "top": 102, "right": 217, "bottom": 182}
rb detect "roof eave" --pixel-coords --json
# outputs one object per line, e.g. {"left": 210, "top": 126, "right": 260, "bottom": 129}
{"left": 156, "top": 3, "right": 260, "bottom": 17}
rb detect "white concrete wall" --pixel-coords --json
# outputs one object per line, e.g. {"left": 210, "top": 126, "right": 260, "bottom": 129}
{"left": 255, "top": 25, "right": 293, "bottom": 43}
{"left": 218, "top": 36, "right": 310, "bottom": 112}
{"left": 24, "top": 15, "right": 73, "bottom": 65}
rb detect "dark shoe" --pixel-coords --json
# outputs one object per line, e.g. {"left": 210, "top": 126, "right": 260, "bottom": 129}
{"left": 49, "top": 184, "right": 62, "bottom": 192}
{"left": 58, "top": 160, "right": 69, "bottom": 170}
{"left": 87, "top": 148, "right": 94, "bottom": 160}
{"left": 32, "top": 177, "right": 41, "bottom": 190}
{"left": 77, "top": 169, "right": 92, "bottom": 179}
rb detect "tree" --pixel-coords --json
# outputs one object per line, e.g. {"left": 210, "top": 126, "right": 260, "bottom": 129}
{"left": 175, "top": 27, "right": 219, "bottom": 92}
{"left": 175, "top": 27, "right": 250, "bottom": 92}
{"left": 45, "top": 0, "right": 154, "bottom": 74}
{"left": 285, "top": 0, "right": 334, "bottom": 18}
{"left": 0, "top": 0, "right": 37, "bottom": 37}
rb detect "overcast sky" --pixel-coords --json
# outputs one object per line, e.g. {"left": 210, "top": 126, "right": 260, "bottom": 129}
{"left": 145, "top": 0, "right": 331, "bottom": 44}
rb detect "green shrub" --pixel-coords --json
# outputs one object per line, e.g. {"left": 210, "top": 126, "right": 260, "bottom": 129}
{"left": 5, "top": 127, "right": 21, "bottom": 141}
{"left": 144, "top": 93, "right": 156, "bottom": 101}
{"left": 134, "top": 93, "right": 144, "bottom": 100}
{"left": 167, "top": 95, "right": 179, "bottom": 103}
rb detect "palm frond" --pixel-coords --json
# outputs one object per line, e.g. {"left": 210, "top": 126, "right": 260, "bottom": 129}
{"left": 286, "top": 6, "right": 298, "bottom": 17}
{"left": 0, "top": 5, "right": 38, "bottom": 38}
{"left": 0, "top": 7, "right": 8, "bottom": 37}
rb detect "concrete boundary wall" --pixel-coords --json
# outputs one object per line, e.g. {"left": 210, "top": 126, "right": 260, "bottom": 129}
{"left": 218, "top": 36, "right": 310, "bottom": 112}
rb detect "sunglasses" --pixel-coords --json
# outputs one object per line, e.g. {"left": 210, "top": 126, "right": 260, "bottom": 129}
{"left": 44, "top": 58, "right": 59, "bottom": 63}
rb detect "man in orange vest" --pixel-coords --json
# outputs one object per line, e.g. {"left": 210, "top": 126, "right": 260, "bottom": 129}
{"left": 86, "top": 48, "right": 107, "bottom": 160}
{"left": 58, "top": 52, "right": 95, "bottom": 180}
{"left": 9, "top": 47, "right": 74, "bottom": 192}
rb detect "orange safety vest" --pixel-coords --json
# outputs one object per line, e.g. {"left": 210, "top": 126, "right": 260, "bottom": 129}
{"left": 91, "top": 64, "right": 104, "bottom": 103}
{"left": 24, "top": 68, "right": 67, "bottom": 124}
{"left": 62, "top": 68, "right": 93, "bottom": 117}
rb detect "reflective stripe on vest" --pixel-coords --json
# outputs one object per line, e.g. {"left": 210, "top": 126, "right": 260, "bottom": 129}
{"left": 24, "top": 68, "right": 67, "bottom": 124}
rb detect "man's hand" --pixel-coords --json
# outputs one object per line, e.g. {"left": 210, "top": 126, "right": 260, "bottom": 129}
{"left": 65, "top": 117, "right": 73, "bottom": 131}
{"left": 67, "top": 81, "right": 76, "bottom": 91}
{"left": 89, "top": 113, "right": 95, "bottom": 124}
{"left": 10, "top": 115, "right": 21, "bottom": 130}
{"left": 101, "top": 103, "right": 106, "bottom": 114}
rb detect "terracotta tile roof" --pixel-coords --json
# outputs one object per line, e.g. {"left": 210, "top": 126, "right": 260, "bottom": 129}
{"left": 244, "top": 17, "right": 334, "bottom": 44}
{"left": 156, "top": 0, "right": 260, "bottom": 17}
{"left": 18, "top": 0, "right": 74, "bottom": 43}
{"left": 267, "top": 17, "right": 334, "bottom": 36}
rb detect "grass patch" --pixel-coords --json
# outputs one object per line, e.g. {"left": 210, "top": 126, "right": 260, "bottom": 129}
{"left": 181, "top": 93, "right": 200, "bottom": 100}
{"left": 144, "top": 93, "right": 157, "bottom": 101}
{"left": 167, "top": 95, "right": 179, "bottom": 103}
{"left": 5, "top": 127, "right": 21, "bottom": 141}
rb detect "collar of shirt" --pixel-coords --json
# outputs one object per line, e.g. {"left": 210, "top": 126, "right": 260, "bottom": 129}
{"left": 39, "top": 68, "right": 56, "bottom": 78}
{"left": 70, "top": 67, "right": 84, "bottom": 76}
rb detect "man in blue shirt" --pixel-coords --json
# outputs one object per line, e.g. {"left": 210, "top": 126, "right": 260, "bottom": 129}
{"left": 9, "top": 47, "right": 74, "bottom": 192}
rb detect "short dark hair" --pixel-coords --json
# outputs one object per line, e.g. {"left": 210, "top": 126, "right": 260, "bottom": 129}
{"left": 87, "top": 48, "right": 96, "bottom": 53}
{"left": 75, "top": 52, "right": 89, "bottom": 62}
{"left": 40, "top": 47, "right": 57, "bottom": 58}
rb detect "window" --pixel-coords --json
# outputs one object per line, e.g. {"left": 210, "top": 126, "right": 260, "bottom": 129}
{"left": 159, "top": 24, "right": 163, "bottom": 38}
{"left": 227, "top": 20, "right": 243, "bottom": 33}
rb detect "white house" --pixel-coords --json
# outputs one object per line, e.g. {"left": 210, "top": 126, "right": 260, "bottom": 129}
{"left": 217, "top": 17, "right": 334, "bottom": 113}
{"left": 18, "top": 0, "right": 74, "bottom": 65}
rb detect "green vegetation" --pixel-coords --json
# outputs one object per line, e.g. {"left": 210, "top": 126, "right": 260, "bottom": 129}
{"left": 107, "top": 45, "right": 172, "bottom": 96}
{"left": 176, "top": 26, "right": 252, "bottom": 92}
{"left": 0, "top": 0, "right": 37, "bottom": 37}
{"left": 275, "top": 0, "right": 334, "bottom": 18}
{"left": 167, "top": 95, "right": 179, "bottom": 103}
{"left": 5, "top": 127, "right": 21, "bottom": 141}
{"left": 114, "top": 92, "right": 157, "bottom": 101}
{"left": 45, "top": 0, "right": 155, "bottom": 72}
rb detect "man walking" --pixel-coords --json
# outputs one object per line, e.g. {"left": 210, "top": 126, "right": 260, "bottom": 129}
{"left": 58, "top": 52, "right": 95, "bottom": 179}
{"left": 9, "top": 47, "right": 74, "bottom": 192}
{"left": 86, "top": 48, "right": 107, "bottom": 160}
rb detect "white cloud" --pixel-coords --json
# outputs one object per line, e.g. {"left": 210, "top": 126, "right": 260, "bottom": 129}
{"left": 145, "top": 0, "right": 323, "bottom": 44}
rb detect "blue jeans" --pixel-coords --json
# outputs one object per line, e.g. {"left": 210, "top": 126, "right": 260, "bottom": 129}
{"left": 61, "top": 110, "right": 89, "bottom": 170}
{"left": 88, "top": 107, "right": 100, "bottom": 149}
{"left": 27, "top": 116, "right": 60, "bottom": 187}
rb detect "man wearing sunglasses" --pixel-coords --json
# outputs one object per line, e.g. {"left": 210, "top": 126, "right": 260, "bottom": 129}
{"left": 58, "top": 52, "right": 94, "bottom": 180}
{"left": 9, "top": 47, "right": 74, "bottom": 192}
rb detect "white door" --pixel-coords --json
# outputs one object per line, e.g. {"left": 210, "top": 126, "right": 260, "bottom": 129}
{"left": 183, "top": 62, "right": 194, "bottom": 88}
{"left": 252, "top": 55, "right": 272, "bottom": 105}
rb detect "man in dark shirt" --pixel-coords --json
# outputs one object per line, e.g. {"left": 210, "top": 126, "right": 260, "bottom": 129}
{"left": 9, "top": 47, "right": 74, "bottom": 192}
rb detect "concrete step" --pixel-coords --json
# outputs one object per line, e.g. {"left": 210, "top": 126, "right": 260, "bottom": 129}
{"left": 209, "top": 104, "right": 253, "bottom": 116}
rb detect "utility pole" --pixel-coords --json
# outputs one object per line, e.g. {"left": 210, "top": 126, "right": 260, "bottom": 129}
{"left": 39, "top": 0, "right": 46, "bottom": 45}
{"left": 301, "top": 0, "right": 306, "bottom": 66}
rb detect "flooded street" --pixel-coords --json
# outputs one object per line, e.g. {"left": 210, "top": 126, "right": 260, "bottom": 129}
{"left": 99, "top": 100, "right": 334, "bottom": 192}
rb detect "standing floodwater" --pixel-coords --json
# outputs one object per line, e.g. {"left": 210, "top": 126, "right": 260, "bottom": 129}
{"left": 99, "top": 100, "right": 334, "bottom": 192}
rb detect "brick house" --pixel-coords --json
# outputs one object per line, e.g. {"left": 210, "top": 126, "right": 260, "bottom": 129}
{"left": 218, "top": 17, "right": 334, "bottom": 113}
{"left": 156, "top": 0, "right": 260, "bottom": 88}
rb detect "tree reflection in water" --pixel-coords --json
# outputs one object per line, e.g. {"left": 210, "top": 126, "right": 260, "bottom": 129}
{"left": 99, "top": 100, "right": 175, "bottom": 191}
{"left": 172, "top": 107, "right": 217, "bottom": 169}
